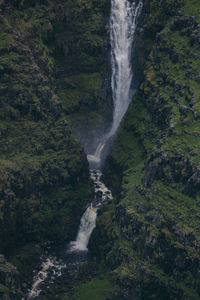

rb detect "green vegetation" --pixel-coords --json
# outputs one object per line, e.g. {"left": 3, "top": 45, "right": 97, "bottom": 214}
{"left": 64, "top": 276, "right": 112, "bottom": 300}
{"left": 0, "top": 0, "right": 97, "bottom": 295}
{"left": 88, "top": 0, "right": 200, "bottom": 299}
{"left": 53, "top": 0, "right": 112, "bottom": 138}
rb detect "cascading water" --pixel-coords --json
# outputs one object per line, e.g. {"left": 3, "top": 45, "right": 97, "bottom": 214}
{"left": 87, "top": 0, "right": 143, "bottom": 166}
{"left": 87, "top": 143, "right": 105, "bottom": 168}
{"left": 109, "top": 0, "right": 143, "bottom": 137}
{"left": 26, "top": 1, "right": 142, "bottom": 298}
{"left": 71, "top": 0, "right": 143, "bottom": 254}
{"left": 68, "top": 205, "right": 97, "bottom": 252}
{"left": 67, "top": 170, "right": 113, "bottom": 253}
{"left": 26, "top": 170, "right": 113, "bottom": 299}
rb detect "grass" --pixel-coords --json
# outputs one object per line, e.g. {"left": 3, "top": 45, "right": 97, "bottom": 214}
{"left": 183, "top": 0, "right": 200, "bottom": 22}
{"left": 63, "top": 276, "right": 112, "bottom": 300}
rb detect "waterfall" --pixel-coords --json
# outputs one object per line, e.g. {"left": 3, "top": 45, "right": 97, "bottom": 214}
{"left": 70, "top": 0, "right": 143, "bottom": 254}
{"left": 87, "top": 0, "right": 143, "bottom": 166}
{"left": 109, "top": 0, "right": 143, "bottom": 137}
{"left": 87, "top": 143, "right": 105, "bottom": 167}
{"left": 68, "top": 205, "right": 97, "bottom": 252}
{"left": 67, "top": 170, "right": 113, "bottom": 253}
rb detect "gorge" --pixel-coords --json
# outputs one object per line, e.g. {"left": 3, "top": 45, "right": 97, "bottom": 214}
{"left": 0, "top": 0, "right": 200, "bottom": 299}
{"left": 27, "top": 0, "right": 143, "bottom": 297}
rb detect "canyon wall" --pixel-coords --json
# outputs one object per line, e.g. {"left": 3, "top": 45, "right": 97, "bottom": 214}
{"left": 0, "top": 0, "right": 110, "bottom": 297}
{"left": 89, "top": 0, "right": 200, "bottom": 299}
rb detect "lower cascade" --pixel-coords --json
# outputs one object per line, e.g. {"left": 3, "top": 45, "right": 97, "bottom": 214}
{"left": 26, "top": 258, "right": 66, "bottom": 299}
{"left": 26, "top": 170, "right": 112, "bottom": 299}
{"left": 67, "top": 170, "right": 113, "bottom": 253}
{"left": 67, "top": 205, "right": 97, "bottom": 252}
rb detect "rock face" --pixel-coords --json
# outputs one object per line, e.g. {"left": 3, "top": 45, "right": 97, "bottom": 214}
{"left": 88, "top": 0, "right": 200, "bottom": 299}
{"left": 0, "top": 0, "right": 103, "bottom": 294}
{"left": 0, "top": 255, "right": 22, "bottom": 300}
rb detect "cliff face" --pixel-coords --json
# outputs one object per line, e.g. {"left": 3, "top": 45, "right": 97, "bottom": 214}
{"left": 53, "top": 0, "right": 112, "bottom": 151}
{"left": 88, "top": 0, "right": 200, "bottom": 299}
{"left": 0, "top": 0, "right": 107, "bottom": 296}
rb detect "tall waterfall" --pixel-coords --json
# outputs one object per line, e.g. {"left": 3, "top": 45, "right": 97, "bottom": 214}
{"left": 87, "top": 0, "right": 143, "bottom": 166}
{"left": 109, "top": 0, "right": 143, "bottom": 137}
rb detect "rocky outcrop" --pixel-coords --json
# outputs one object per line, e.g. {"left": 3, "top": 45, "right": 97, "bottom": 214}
{"left": 0, "top": 255, "right": 22, "bottom": 299}
{"left": 144, "top": 150, "right": 200, "bottom": 201}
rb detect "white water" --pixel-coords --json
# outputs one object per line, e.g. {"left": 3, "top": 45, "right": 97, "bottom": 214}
{"left": 68, "top": 205, "right": 97, "bottom": 252}
{"left": 87, "top": 143, "right": 105, "bottom": 167}
{"left": 27, "top": 257, "right": 66, "bottom": 299}
{"left": 109, "top": 0, "right": 143, "bottom": 137}
{"left": 87, "top": 0, "right": 143, "bottom": 166}
{"left": 67, "top": 170, "right": 113, "bottom": 253}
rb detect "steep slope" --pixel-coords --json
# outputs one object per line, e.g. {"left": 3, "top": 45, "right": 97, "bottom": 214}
{"left": 0, "top": 0, "right": 110, "bottom": 297}
{"left": 87, "top": 0, "right": 200, "bottom": 299}
{"left": 53, "top": 0, "right": 112, "bottom": 151}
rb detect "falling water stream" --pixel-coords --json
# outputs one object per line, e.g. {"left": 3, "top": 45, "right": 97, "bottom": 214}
{"left": 26, "top": 1, "right": 142, "bottom": 298}
{"left": 87, "top": 0, "right": 143, "bottom": 166}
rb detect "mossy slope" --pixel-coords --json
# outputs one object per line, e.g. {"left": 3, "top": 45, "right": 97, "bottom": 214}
{"left": 88, "top": 0, "right": 200, "bottom": 299}
{"left": 0, "top": 0, "right": 102, "bottom": 297}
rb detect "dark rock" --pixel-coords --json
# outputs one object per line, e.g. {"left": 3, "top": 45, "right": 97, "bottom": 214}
{"left": 174, "top": 82, "right": 182, "bottom": 92}
{"left": 190, "top": 28, "right": 200, "bottom": 46}
{"left": 193, "top": 111, "right": 199, "bottom": 120}
{"left": 170, "top": 16, "right": 197, "bottom": 31}
{"left": 0, "top": 255, "right": 22, "bottom": 299}
{"left": 191, "top": 96, "right": 197, "bottom": 106}
{"left": 144, "top": 161, "right": 159, "bottom": 187}
{"left": 179, "top": 105, "right": 189, "bottom": 115}
{"left": 168, "top": 123, "right": 179, "bottom": 136}
{"left": 195, "top": 76, "right": 200, "bottom": 83}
